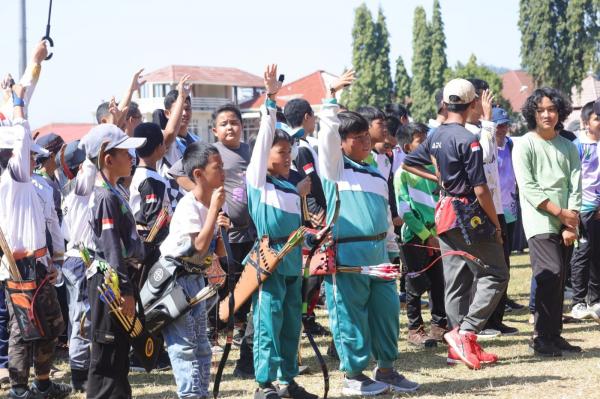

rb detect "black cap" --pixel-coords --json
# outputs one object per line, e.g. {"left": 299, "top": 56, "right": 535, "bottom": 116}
{"left": 55, "top": 140, "right": 86, "bottom": 179}
{"left": 35, "top": 133, "right": 64, "bottom": 162}
{"left": 134, "top": 122, "right": 164, "bottom": 158}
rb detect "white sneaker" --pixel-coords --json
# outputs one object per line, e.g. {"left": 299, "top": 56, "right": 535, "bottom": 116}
{"left": 342, "top": 373, "right": 388, "bottom": 396}
{"left": 571, "top": 303, "right": 592, "bottom": 320}
{"left": 589, "top": 303, "right": 600, "bottom": 323}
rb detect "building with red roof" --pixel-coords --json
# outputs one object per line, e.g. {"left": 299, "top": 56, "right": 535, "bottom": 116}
{"left": 33, "top": 123, "right": 95, "bottom": 143}
{"left": 501, "top": 70, "right": 534, "bottom": 112}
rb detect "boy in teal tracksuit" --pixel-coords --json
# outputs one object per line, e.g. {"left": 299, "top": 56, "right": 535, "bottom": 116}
{"left": 246, "top": 64, "right": 316, "bottom": 399}
{"left": 318, "top": 72, "right": 420, "bottom": 396}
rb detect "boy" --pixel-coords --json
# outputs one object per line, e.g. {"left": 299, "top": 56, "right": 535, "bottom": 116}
{"left": 394, "top": 123, "right": 447, "bottom": 348}
{"left": 158, "top": 142, "right": 229, "bottom": 398}
{"left": 569, "top": 99, "right": 600, "bottom": 321}
{"left": 514, "top": 88, "right": 582, "bottom": 356}
{"left": 0, "top": 84, "right": 71, "bottom": 399}
{"left": 403, "top": 79, "right": 508, "bottom": 370}
{"left": 319, "top": 71, "right": 418, "bottom": 395}
{"left": 284, "top": 98, "right": 330, "bottom": 336}
{"left": 211, "top": 104, "right": 257, "bottom": 376}
{"left": 79, "top": 124, "right": 146, "bottom": 398}
{"left": 130, "top": 122, "right": 171, "bottom": 280}
{"left": 60, "top": 140, "right": 95, "bottom": 392}
{"left": 247, "top": 64, "right": 316, "bottom": 399}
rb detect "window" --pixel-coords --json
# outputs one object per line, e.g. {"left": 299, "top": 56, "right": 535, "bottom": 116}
{"left": 152, "top": 84, "right": 171, "bottom": 98}
{"left": 139, "top": 84, "right": 148, "bottom": 98}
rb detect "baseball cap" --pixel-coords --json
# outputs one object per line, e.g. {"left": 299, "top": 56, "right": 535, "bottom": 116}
{"left": 80, "top": 124, "right": 146, "bottom": 160}
{"left": 55, "top": 140, "right": 86, "bottom": 179}
{"left": 443, "top": 79, "right": 477, "bottom": 105}
{"left": 0, "top": 126, "right": 50, "bottom": 155}
{"left": 593, "top": 100, "right": 600, "bottom": 116}
{"left": 133, "top": 122, "right": 164, "bottom": 157}
{"left": 492, "top": 107, "right": 511, "bottom": 125}
{"left": 35, "top": 133, "right": 65, "bottom": 155}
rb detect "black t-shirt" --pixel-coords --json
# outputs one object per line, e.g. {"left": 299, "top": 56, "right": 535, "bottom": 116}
{"left": 404, "top": 123, "right": 487, "bottom": 197}
{"left": 293, "top": 140, "right": 327, "bottom": 216}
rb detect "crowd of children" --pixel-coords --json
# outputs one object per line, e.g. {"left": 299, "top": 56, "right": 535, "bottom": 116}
{"left": 0, "top": 40, "right": 599, "bottom": 399}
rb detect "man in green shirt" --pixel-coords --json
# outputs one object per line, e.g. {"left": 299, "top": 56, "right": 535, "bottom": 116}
{"left": 513, "top": 87, "right": 582, "bottom": 357}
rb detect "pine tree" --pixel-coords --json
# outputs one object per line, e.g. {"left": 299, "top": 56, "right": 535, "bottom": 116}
{"left": 373, "top": 8, "right": 394, "bottom": 107}
{"left": 429, "top": 0, "right": 447, "bottom": 92}
{"left": 410, "top": 6, "right": 434, "bottom": 122}
{"left": 394, "top": 55, "right": 411, "bottom": 104}
{"left": 519, "top": 0, "right": 598, "bottom": 95}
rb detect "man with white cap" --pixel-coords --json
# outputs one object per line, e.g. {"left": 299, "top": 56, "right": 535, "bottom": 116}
{"left": 403, "top": 78, "right": 508, "bottom": 370}
{"left": 0, "top": 84, "right": 71, "bottom": 399}
{"left": 79, "top": 124, "right": 146, "bottom": 398}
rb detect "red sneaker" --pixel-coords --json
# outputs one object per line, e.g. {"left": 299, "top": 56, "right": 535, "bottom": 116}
{"left": 470, "top": 337, "right": 498, "bottom": 364}
{"left": 443, "top": 327, "right": 481, "bottom": 370}
{"left": 447, "top": 345, "right": 498, "bottom": 365}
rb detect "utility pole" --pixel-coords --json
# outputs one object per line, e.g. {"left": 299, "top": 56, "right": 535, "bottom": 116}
{"left": 19, "top": 0, "right": 27, "bottom": 76}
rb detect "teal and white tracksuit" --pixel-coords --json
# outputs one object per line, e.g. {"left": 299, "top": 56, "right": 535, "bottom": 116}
{"left": 247, "top": 99, "right": 303, "bottom": 385}
{"left": 318, "top": 99, "right": 400, "bottom": 376}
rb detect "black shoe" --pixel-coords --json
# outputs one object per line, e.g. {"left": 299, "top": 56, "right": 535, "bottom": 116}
{"left": 31, "top": 380, "right": 73, "bottom": 399}
{"left": 302, "top": 315, "right": 330, "bottom": 336}
{"left": 71, "top": 368, "right": 88, "bottom": 393}
{"left": 276, "top": 380, "right": 318, "bottom": 399}
{"left": 254, "top": 384, "right": 281, "bottom": 399}
{"left": 233, "top": 365, "right": 255, "bottom": 379}
{"left": 552, "top": 336, "right": 582, "bottom": 353}
{"left": 529, "top": 337, "right": 562, "bottom": 357}
{"left": 327, "top": 340, "right": 338, "bottom": 360}
{"left": 505, "top": 298, "right": 525, "bottom": 311}
{"left": 495, "top": 323, "right": 519, "bottom": 335}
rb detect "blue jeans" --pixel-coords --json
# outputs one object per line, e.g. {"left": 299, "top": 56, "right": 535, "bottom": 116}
{"left": 0, "top": 288, "right": 8, "bottom": 369}
{"left": 63, "top": 257, "right": 91, "bottom": 370}
{"left": 163, "top": 274, "right": 211, "bottom": 398}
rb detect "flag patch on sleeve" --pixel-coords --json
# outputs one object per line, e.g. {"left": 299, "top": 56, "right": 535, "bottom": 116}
{"left": 470, "top": 142, "right": 481, "bottom": 152}
{"left": 145, "top": 194, "right": 158, "bottom": 203}
{"left": 303, "top": 163, "right": 315, "bottom": 175}
{"left": 102, "top": 218, "right": 114, "bottom": 230}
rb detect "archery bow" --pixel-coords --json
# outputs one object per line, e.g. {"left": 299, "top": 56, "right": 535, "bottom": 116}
{"left": 42, "top": 0, "right": 55, "bottom": 60}
{"left": 213, "top": 225, "right": 234, "bottom": 399}
{"left": 400, "top": 242, "right": 487, "bottom": 278}
{"left": 301, "top": 184, "right": 340, "bottom": 399}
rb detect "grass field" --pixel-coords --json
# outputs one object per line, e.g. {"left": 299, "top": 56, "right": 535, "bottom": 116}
{"left": 2, "top": 253, "right": 599, "bottom": 398}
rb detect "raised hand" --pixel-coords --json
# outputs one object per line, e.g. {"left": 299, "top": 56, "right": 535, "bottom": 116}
{"left": 131, "top": 68, "right": 146, "bottom": 92}
{"left": 177, "top": 74, "right": 192, "bottom": 97}
{"left": 481, "top": 89, "right": 495, "bottom": 121}
{"left": 330, "top": 68, "right": 356, "bottom": 95}
{"left": 264, "top": 64, "right": 282, "bottom": 96}
{"left": 31, "top": 41, "right": 49, "bottom": 64}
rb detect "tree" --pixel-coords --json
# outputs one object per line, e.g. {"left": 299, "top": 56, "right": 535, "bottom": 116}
{"left": 519, "top": 0, "right": 599, "bottom": 95}
{"left": 342, "top": 4, "right": 393, "bottom": 109}
{"left": 373, "top": 8, "right": 394, "bottom": 107}
{"left": 429, "top": 0, "right": 448, "bottom": 93}
{"left": 410, "top": 6, "right": 434, "bottom": 122}
{"left": 394, "top": 55, "right": 411, "bottom": 104}
{"left": 446, "top": 54, "right": 512, "bottom": 112}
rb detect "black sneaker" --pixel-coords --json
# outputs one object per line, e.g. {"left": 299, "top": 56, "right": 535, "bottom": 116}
{"left": 30, "top": 380, "right": 72, "bottom": 399}
{"left": 553, "top": 336, "right": 582, "bottom": 353}
{"left": 529, "top": 337, "right": 562, "bottom": 357}
{"left": 302, "top": 315, "right": 330, "bottom": 336}
{"left": 254, "top": 384, "right": 281, "bottom": 399}
{"left": 276, "top": 380, "right": 318, "bottom": 399}
{"left": 495, "top": 323, "right": 519, "bottom": 336}
{"left": 505, "top": 298, "right": 524, "bottom": 311}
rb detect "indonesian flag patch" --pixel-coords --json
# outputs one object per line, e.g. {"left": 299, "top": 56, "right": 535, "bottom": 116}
{"left": 470, "top": 142, "right": 481, "bottom": 152}
{"left": 102, "top": 218, "right": 114, "bottom": 230}
{"left": 303, "top": 163, "right": 315, "bottom": 175}
{"left": 145, "top": 194, "right": 158, "bottom": 203}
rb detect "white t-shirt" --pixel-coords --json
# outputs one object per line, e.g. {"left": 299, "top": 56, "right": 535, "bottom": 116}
{"left": 159, "top": 191, "right": 226, "bottom": 259}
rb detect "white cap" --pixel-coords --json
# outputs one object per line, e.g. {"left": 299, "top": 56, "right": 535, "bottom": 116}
{"left": 0, "top": 126, "right": 50, "bottom": 155}
{"left": 443, "top": 79, "right": 477, "bottom": 105}
{"left": 80, "top": 124, "right": 146, "bottom": 160}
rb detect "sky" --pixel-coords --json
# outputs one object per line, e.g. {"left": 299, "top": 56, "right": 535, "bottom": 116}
{"left": 0, "top": 0, "right": 522, "bottom": 128}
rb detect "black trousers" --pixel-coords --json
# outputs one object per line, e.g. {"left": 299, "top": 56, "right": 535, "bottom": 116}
{"left": 87, "top": 273, "right": 132, "bottom": 399}
{"left": 485, "top": 216, "right": 510, "bottom": 328}
{"left": 570, "top": 211, "right": 600, "bottom": 305}
{"left": 528, "top": 234, "right": 568, "bottom": 338}
{"left": 402, "top": 238, "right": 447, "bottom": 330}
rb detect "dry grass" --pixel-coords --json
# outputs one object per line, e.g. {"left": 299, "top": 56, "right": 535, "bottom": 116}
{"left": 2, "top": 254, "right": 600, "bottom": 398}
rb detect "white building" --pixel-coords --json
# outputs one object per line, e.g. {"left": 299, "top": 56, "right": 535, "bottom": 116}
{"left": 135, "top": 65, "right": 263, "bottom": 142}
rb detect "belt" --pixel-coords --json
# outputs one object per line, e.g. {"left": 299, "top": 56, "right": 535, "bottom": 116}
{"left": 13, "top": 247, "right": 48, "bottom": 261}
{"left": 337, "top": 232, "right": 386, "bottom": 244}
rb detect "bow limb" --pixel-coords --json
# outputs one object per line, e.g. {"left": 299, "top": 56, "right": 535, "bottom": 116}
{"left": 213, "top": 226, "right": 235, "bottom": 399}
